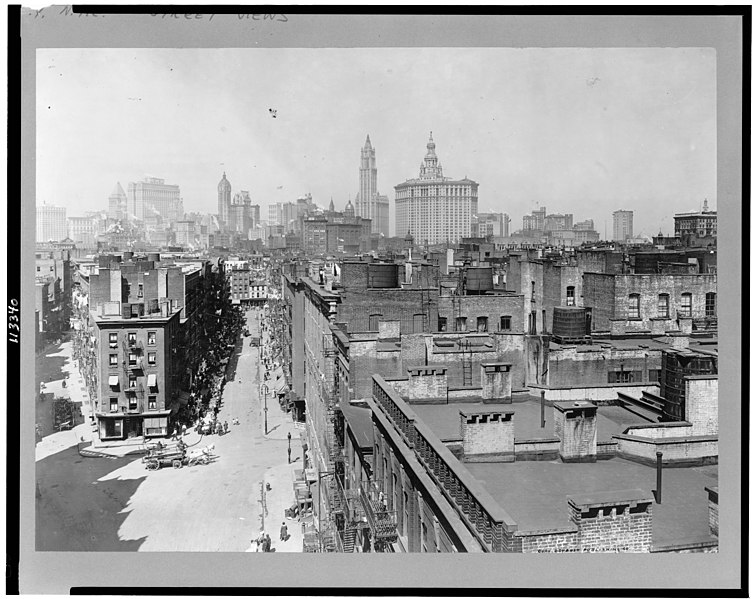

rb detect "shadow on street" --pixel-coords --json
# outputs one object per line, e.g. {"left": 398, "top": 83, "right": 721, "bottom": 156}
{"left": 36, "top": 446, "right": 147, "bottom": 551}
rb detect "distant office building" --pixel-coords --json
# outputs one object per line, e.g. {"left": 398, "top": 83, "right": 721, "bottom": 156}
{"left": 523, "top": 207, "right": 547, "bottom": 232}
{"left": 473, "top": 212, "right": 510, "bottom": 238}
{"left": 67, "top": 215, "right": 99, "bottom": 249}
{"left": 108, "top": 182, "right": 128, "bottom": 221}
{"left": 544, "top": 213, "right": 574, "bottom": 232}
{"left": 395, "top": 132, "right": 479, "bottom": 245}
{"left": 354, "top": 135, "right": 390, "bottom": 237}
{"left": 674, "top": 200, "right": 717, "bottom": 247}
{"left": 128, "top": 177, "right": 183, "bottom": 225}
{"left": 613, "top": 210, "right": 634, "bottom": 242}
{"left": 573, "top": 219, "right": 595, "bottom": 231}
{"left": 37, "top": 203, "right": 67, "bottom": 243}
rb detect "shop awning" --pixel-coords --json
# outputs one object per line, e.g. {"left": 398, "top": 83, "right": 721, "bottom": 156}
{"left": 147, "top": 374, "right": 157, "bottom": 388}
{"left": 108, "top": 376, "right": 119, "bottom": 387}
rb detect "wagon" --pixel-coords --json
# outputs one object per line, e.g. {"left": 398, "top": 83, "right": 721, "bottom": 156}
{"left": 142, "top": 443, "right": 187, "bottom": 470}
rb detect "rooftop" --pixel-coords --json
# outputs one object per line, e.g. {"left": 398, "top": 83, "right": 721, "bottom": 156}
{"left": 340, "top": 401, "right": 373, "bottom": 451}
{"left": 411, "top": 395, "right": 648, "bottom": 443}
{"left": 465, "top": 458, "right": 717, "bottom": 543}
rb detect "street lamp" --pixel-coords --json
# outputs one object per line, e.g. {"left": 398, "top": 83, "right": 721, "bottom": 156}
{"left": 261, "top": 383, "right": 269, "bottom": 434}
{"left": 287, "top": 431, "right": 292, "bottom": 463}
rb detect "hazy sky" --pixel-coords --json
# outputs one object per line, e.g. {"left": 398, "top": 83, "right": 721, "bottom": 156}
{"left": 37, "top": 47, "right": 716, "bottom": 237}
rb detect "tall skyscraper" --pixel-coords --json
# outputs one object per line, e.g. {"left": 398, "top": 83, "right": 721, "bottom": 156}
{"left": 107, "top": 182, "right": 128, "bottom": 221}
{"left": 354, "top": 135, "right": 390, "bottom": 236}
{"left": 217, "top": 172, "right": 232, "bottom": 229}
{"left": 36, "top": 203, "right": 68, "bottom": 242}
{"left": 394, "top": 132, "right": 478, "bottom": 245}
{"left": 128, "top": 177, "right": 183, "bottom": 224}
{"left": 612, "top": 210, "right": 634, "bottom": 242}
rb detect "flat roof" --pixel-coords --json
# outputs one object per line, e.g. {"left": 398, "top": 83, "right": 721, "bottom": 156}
{"left": 465, "top": 459, "right": 717, "bottom": 544}
{"left": 411, "top": 395, "right": 649, "bottom": 443}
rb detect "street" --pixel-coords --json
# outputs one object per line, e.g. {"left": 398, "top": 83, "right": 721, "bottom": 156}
{"left": 36, "top": 307, "right": 304, "bottom": 552}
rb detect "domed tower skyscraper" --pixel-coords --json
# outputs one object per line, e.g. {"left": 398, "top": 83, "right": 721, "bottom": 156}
{"left": 218, "top": 172, "right": 232, "bottom": 230}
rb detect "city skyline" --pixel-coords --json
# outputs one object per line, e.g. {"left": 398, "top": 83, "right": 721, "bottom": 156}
{"left": 37, "top": 47, "right": 716, "bottom": 237}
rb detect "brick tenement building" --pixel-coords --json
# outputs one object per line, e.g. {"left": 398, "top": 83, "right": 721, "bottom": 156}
{"left": 582, "top": 273, "right": 717, "bottom": 333}
{"left": 333, "top": 374, "right": 718, "bottom": 553}
{"left": 90, "top": 300, "right": 181, "bottom": 440}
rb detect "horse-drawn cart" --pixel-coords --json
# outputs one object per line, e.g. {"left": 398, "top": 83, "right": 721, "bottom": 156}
{"left": 142, "top": 442, "right": 187, "bottom": 470}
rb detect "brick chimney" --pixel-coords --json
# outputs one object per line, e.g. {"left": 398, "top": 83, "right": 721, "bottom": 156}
{"left": 405, "top": 366, "right": 447, "bottom": 401}
{"left": 568, "top": 489, "right": 654, "bottom": 552}
{"left": 480, "top": 362, "right": 513, "bottom": 403}
{"left": 459, "top": 410, "right": 515, "bottom": 462}
{"left": 685, "top": 376, "right": 718, "bottom": 435}
{"left": 553, "top": 401, "right": 597, "bottom": 463}
{"left": 378, "top": 320, "right": 401, "bottom": 340}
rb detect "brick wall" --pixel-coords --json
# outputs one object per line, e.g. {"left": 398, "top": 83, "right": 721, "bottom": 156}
{"left": 685, "top": 377, "right": 718, "bottom": 436}
{"left": 615, "top": 434, "right": 718, "bottom": 466}
{"left": 568, "top": 490, "right": 654, "bottom": 552}
{"left": 338, "top": 288, "right": 437, "bottom": 334}
{"left": 585, "top": 273, "right": 717, "bottom": 331}
{"left": 582, "top": 274, "right": 616, "bottom": 331}
{"left": 519, "top": 529, "right": 579, "bottom": 552}
{"left": 554, "top": 402, "right": 597, "bottom": 462}
{"left": 460, "top": 411, "right": 515, "bottom": 462}
{"left": 437, "top": 293, "right": 526, "bottom": 334}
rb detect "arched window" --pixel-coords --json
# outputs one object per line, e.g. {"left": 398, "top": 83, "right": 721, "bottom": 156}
{"left": 628, "top": 294, "right": 641, "bottom": 319}
{"left": 566, "top": 286, "right": 576, "bottom": 306}
{"left": 705, "top": 292, "right": 716, "bottom": 317}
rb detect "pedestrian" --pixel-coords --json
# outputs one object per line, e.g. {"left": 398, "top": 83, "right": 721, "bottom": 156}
{"left": 181, "top": 424, "right": 187, "bottom": 437}
{"left": 287, "top": 446, "right": 291, "bottom": 464}
{"left": 223, "top": 421, "right": 229, "bottom": 434}
{"left": 172, "top": 427, "right": 179, "bottom": 441}
{"left": 264, "top": 533, "right": 272, "bottom": 552}
{"left": 280, "top": 521, "right": 288, "bottom": 542}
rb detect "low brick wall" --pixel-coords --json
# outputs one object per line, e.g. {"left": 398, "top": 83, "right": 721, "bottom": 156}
{"left": 615, "top": 434, "right": 718, "bottom": 466}
{"left": 533, "top": 383, "right": 661, "bottom": 404}
{"left": 514, "top": 438, "right": 560, "bottom": 461}
{"left": 447, "top": 386, "right": 483, "bottom": 402}
{"left": 517, "top": 527, "right": 579, "bottom": 553}
{"left": 623, "top": 422, "right": 694, "bottom": 439}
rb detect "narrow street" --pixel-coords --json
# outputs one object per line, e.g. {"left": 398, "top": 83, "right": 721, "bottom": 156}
{"left": 36, "top": 306, "right": 304, "bottom": 552}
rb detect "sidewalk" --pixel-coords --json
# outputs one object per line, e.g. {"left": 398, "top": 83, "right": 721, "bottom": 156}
{"left": 35, "top": 339, "right": 97, "bottom": 462}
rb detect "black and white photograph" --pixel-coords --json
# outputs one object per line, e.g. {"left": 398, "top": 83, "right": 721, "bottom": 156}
{"left": 10, "top": 7, "right": 745, "bottom": 594}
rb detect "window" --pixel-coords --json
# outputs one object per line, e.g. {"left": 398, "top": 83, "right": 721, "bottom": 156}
{"left": 566, "top": 286, "right": 575, "bottom": 307}
{"left": 137, "top": 284, "right": 143, "bottom": 298}
{"left": 680, "top": 293, "right": 692, "bottom": 317}
{"left": 110, "top": 398, "right": 119, "bottom": 412}
{"left": 109, "top": 353, "right": 118, "bottom": 366}
{"left": 128, "top": 396, "right": 138, "bottom": 411}
{"left": 128, "top": 353, "right": 137, "bottom": 366}
{"left": 147, "top": 331, "right": 156, "bottom": 345}
{"left": 456, "top": 317, "right": 467, "bottom": 332}
{"left": 148, "top": 352, "right": 156, "bottom": 365}
{"left": 531, "top": 281, "right": 536, "bottom": 300}
{"left": 657, "top": 294, "right": 670, "bottom": 318}
{"left": 368, "top": 314, "right": 381, "bottom": 331}
{"left": 36, "top": 266, "right": 40, "bottom": 272}
{"left": 628, "top": 294, "right": 641, "bottom": 319}
{"left": 608, "top": 370, "right": 635, "bottom": 384}
{"left": 128, "top": 376, "right": 137, "bottom": 389}
{"left": 109, "top": 332, "right": 118, "bottom": 348}
{"left": 476, "top": 316, "right": 488, "bottom": 332}
{"left": 500, "top": 316, "right": 512, "bottom": 331}
{"left": 705, "top": 292, "right": 716, "bottom": 317}
{"left": 131, "top": 303, "right": 140, "bottom": 317}
{"left": 648, "top": 369, "right": 661, "bottom": 383}
{"left": 438, "top": 317, "right": 447, "bottom": 332}
{"left": 128, "top": 332, "right": 137, "bottom": 346}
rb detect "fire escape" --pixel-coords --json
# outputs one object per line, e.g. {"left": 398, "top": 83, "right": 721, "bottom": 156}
{"left": 122, "top": 338, "right": 145, "bottom": 412}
